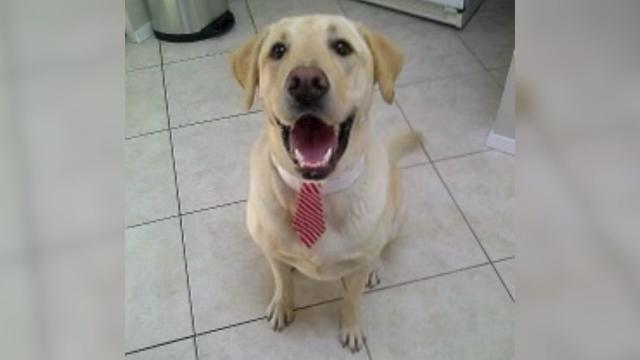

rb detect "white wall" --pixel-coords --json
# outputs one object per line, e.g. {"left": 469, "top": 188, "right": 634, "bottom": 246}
{"left": 486, "top": 56, "right": 515, "bottom": 154}
{"left": 125, "top": 0, "right": 152, "bottom": 43}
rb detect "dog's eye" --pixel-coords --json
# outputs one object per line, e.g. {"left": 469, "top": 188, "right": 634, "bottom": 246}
{"left": 331, "top": 39, "right": 353, "bottom": 57}
{"left": 270, "top": 42, "right": 287, "bottom": 60}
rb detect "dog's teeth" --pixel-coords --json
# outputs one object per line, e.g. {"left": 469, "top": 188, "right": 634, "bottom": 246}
{"left": 322, "top": 148, "right": 333, "bottom": 163}
{"left": 294, "top": 147, "right": 333, "bottom": 167}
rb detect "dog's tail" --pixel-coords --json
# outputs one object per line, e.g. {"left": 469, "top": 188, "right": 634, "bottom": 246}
{"left": 388, "top": 131, "right": 423, "bottom": 165}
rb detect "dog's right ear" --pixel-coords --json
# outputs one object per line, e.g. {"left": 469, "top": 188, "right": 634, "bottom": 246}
{"left": 229, "top": 31, "right": 267, "bottom": 109}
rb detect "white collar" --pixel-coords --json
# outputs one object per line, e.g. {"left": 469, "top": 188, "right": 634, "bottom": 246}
{"left": 271, "top": 155, "right": 365, "bottom": 194}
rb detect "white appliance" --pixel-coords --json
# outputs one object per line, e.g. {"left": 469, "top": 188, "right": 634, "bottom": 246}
{"left": 357, "top": 0, "right": 484, "bottom": 28}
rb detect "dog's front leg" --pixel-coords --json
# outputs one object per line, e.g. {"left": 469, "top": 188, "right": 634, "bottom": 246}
{"left": 265, "top": 255, "right": 295, "bottom": 331}
{"left": 340, "top": 266, "right": 369, "bottom": 352}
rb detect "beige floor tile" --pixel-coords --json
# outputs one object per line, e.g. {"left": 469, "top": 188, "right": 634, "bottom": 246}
{"left": 126, "top": 38, "right": 161, "bottom": 71}
{"left": 126, "top": 67, "right": 167, "bottom": 137}
{"left": 436, "top": 150, "right": 515, "bottom": 259}
{"left": 388, "top": 22, "right": 484, "bottom": 86}
{"left": 397, "top": 71, "right": 501, "bottom": 160}
{"left": 163, "top": 54, "right": 250, "bottom": 127}
{"left": 183, "top": 203, "right": 343, "bottom": 333}
{"left": 495, "top": 258, "right": 515, "bottom": 299}
{"left": 197, "top": 301, "right": 367, "bottom": 360}
{"left": 126, "top": 219, "right": 192, "bottom": 351}
{"left": 378, "top": 164, "right": 486, "bottom": 287}
{"left": 172, "top": 113, "right": 262, "bottom": 213}
{"left": 125, "top": 132, "right": 178, "bottom": 226}
{"left": 490, "top": 65, "right": 510, "bottom": 87}
{"left": 126, "top": 339, "right": 196, "bottom": 360}
{"left": 368, "top": 93, "right": 429, "bottom": 167}
{"left": 364, "top": 265, "right": 514, "bottom": 359}
{"left": 460, "top": 8, "right": 514, "bottom": 69}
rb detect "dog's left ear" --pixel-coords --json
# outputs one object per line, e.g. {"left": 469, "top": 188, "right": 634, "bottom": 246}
{"left": 229, "top": 30, "right": 268, "bottom": 109}
{"left": 358, "top": 25, "right": 404, "bottom": 104}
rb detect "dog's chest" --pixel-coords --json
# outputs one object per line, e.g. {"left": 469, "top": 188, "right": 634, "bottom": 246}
{"left": 272, "top": 171, "right": 391, "bottom": 280}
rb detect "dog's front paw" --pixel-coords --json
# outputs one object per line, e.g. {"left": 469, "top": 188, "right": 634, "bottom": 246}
{"left": 366, "top": 268, "right": 381, "bottom": 289}
{"left": 340, "top": 325, "right": 366, "bottom": 353}
{"left": 266, "top": 298, "right": 294, "bottom": 332}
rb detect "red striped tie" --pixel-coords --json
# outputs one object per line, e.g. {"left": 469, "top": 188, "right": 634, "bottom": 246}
{"left": 292, "top": 182, "right": 326, "bottom": 248}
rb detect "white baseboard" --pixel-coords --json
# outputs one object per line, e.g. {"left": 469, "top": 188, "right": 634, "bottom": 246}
{"left": 126, "top": 22, "right": 153, "bottom": 44}
{"left": 486, "top": 130, "right": 515, "bottom": 155}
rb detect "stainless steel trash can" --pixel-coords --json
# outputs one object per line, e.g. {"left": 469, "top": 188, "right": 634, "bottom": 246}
{"left": 145, "top": 0, "right": 234, "bottom": 42}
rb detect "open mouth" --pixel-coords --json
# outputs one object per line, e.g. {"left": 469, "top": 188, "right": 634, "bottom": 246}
{"left": 277, "top": 112, "right": 355, "bottom": 180}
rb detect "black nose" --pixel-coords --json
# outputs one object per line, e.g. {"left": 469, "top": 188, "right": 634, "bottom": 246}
{"left": 286, "top": 66, "right": 329, "bottom": 105}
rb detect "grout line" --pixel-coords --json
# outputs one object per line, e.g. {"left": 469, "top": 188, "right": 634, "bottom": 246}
{"left": 126, "top": 297, "right": 346, "bottom": 355}
{"left": 395, "top": 68, "right": 491, "bottom": 89}
{"left": 487, "top": 65, "right": 509, "bottom": 88}
{"left": 131, "top": 41, "right": 281, "bottom": 68}
{"left": 162, "top": 50, "right": 233, "bottom": 67}
{"left": 244, "top": 0, "right": 258, "bottom": 33}
{"left": 336, "top": 0, "right": 349, "bottom": 15}
{"left": 181, "top": 199, "right": 248, "bottom": 217}
{"left": 398, "top": 148, "right": 494, "bottom": 171}
{"left": 126, "top": 200, "right": 247, "bottom": 230}
{"left": 293, "top": 296, "right": 343, "bottom": 312}
{"left": 125, "top": 37, "right": 162, "bottom": 73}
{"left": 125, "top": 128, "right": 169, "bottom": 140}
{"left": 487, "top": 64, "right": 511, "bottom": 71}
{"left": 398, "top": 161, "right": 431, "bottom": 170}
{"left": 195, "top": 297, "right": 344, "bottom": 338}
{"left": 364, "top": 261, "right": 491, "bottom": 295}
{"left": 493, "top": 255, "right": 515, "bottom": 264}
{"left": 395, "top": 100, "right": 515, "bottom": 303}
{"left": 159, "top": 42, "right": 201, "bottom": 360}
{"left": 364, "top": 341, "right": 374, "bottom": 360}
{"left": 432, "top": 159, "right": 515, "bottom": 302}
{"left": 126, "top": 214, "right": 180, "bottom": 229}
{"left": 125, "top": 317, "right": 265, "bottom": 356}
{"left": 431, "top": 148, "right": 493, "bottom": 164}
{"left": 195, "top": 316, "right": 265, "bottom": 338}
{"left": 489, "top": 147, "right": 516, "bottom": 158}
{"left": 172, "top": 110, "right": 263, "bottom": 131}
{"left": 126, "top": 63, "right": 162, "bottom": 73}
{"left": 125, "top": 334, "right": 195, "bottom": 356}
{"left": 125, "top": 260, "right": 499, "bottom": 356}
{"left": 393, "top": 99, "right": 431, "bottom": 162}
{"left": 433, "top": 160, "right": 514, "bottom": 302}
{"left": 127, "top": 42, "right": 232, "bottom": 73}
{"left": 455, "top": 20, "right": 488, "bottom": 72}
{"left": 455, "top": 29, "right": 506, "bottom": 89}
{"left": 458, "top": 3, "right": 514, "bottom": 75}
{"left": 125, "top": 110, "right": 263, "bottom": 141}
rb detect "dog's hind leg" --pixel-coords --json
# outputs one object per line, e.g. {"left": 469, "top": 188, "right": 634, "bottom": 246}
{"left": 265, "top": 255, "right": 295, "bottom": 331}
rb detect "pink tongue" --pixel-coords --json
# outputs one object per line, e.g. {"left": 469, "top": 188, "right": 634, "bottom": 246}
{"left": 291, "top": 117, "right": 337, "bottom": 165}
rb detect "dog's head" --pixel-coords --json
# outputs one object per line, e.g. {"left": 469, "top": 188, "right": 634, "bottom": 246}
{"left": 230, "top": 15, "right": 402, "bottom": 180}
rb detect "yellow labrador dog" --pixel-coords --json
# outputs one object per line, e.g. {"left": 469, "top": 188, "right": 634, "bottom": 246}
{"left": 230, "top": 15, "right": 420, "bottom": 352}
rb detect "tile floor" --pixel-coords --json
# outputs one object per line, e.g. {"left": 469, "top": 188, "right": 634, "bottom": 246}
{"left": 125, "top": 0, "right": 514, "bottom": 358}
